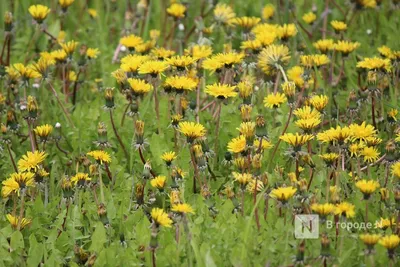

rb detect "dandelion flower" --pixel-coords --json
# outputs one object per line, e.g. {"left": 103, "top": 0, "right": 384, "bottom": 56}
{"left": 178, "top": 122, "right": 206, "bottom": 143}
{"left": 87, "top": 150, "right": 111, "bottom": 164}
{"left": 166, "top": 3, "right": 186, "bottom": 19}
{"left": 18, "top": 151, "right": 47, "bottom": 172}
{"left": 355, "top": 179, "right": 380, "bottom": 199}
{"left": 205, "top": 83, "right": 237, "bottom": 99}
{"left": 331, "top": 20, "right": 347, "bottom": 32}
{"left": 263, "top": 93, "right": 287, "bottom": 108}
{"left": 335, "top": 202, "right": 355, "bottom": 218}
{"left": 361, "top": 146, "right": 380, "bottom": 163}
{"left": 151, "top": 208, "right": 172, "bottom": 227}
{"left": 6, "top": 214, "right": 31, "bottom": 230}
{"left": 29, "top": 5, "right": 51, "bottom": 23}
{"left": 227, "top": 135, "right": 246, "bottom": 154}
{"left": 120, "top": 34, "right": 143, "bottom": 50}
{"left": 270, "top": 186, "right": 297, "bottom": 202}
{"left": 2, "top": 172, "right": 35, "bottom": 197}
{"left": 150, "top": 176, "right": 167, "bottom": 190}
{"left": 302, "top": 12, "right": 316, "bottom": 24}
{"left": 161, "top": 151, "right": 177, "bottom": 166}
{"left": 71, "top": 173, "right": 91, "bottom": 188}
{"left": 171, "top": 203, "right": 195, "bottom": 214}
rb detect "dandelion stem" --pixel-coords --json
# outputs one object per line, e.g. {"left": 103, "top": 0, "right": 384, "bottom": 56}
{"left": 17, "top": 191, "right": 26, "bottom": 231}
{"left": 6, "top": 144, "right": 18, "bottom": 172}
{"left": 268, "top": 106, "right": 293, "bottom": 170}
{"left": 273, "top": 71, "right": 281, "bottom": 94}
{"left": 371, "top": 94, "right": 377, "bottom": 129}
{"left": 47, "top": 81, "right": 75, "bottom": 128}
{"left": 98, "top": 167, "right": 105, "bottom": 204}
{"left": 214, "top": 103, "right": 222, "bottom": 167}
{"left": 27, "top": 121, "right": 36, "bottom": 152}
{"left": 189, "top": 145, "right": 200, "bottom": 194}
{"left": 109, "top": 109, "right": 129, "bottom": 160}
{"left": 57, "top": 200, "right": 70, "bottom": 238}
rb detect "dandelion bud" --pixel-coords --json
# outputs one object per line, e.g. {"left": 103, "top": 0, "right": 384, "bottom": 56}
{"left": 367, "top": 71, "right": 377, "bottom": 85}
{"left": 234, "top": 157, "right": 248, "bottom": 172}
{"left": 4, "top": 12, "right": 12, "bottom": 31}
{"left": 385, "top": 140, "right": 397, "bottom": 163}
{"left": 6, "top": 110, "right": 19, "bottom": 131}
{"left": 87, "top": 253, "right": 97, "bottom": 267}
{"left": 240, "top": 105, "right": 252, "bottom": 122}
{"left": 380, "top": 188, "right": 389, "bottom": 202}
{"left": 142, "top": 161, "right": 152, "bottom": 180}
{"left": 96, "top": 122, "right": 110, "bottom": 148}
{"left": 61, "top": 176, "right": 73, "bottom": 199}
{"left": 27, "top": 95, "right": 39, "bottom": 120}
{"left": 104, "top": 87, "right": 115, "bottom": 109}
{"left": 320, "top": 234, "right": 330, "bottom": 258}
{"left": 134, "top": 120, "right": 146, "bottom": 148}
{"left": 171, "top": 114, "right": 182, "bottom": 128}
{"left": 53, "top": 122, "right": 62, "bottom": 141}
{"left": 1, "top": 123, "right": 6, "bottom": 134}
{"left": 295, "top": 241, "right": 305, "bottom": 264}
{"left": 252, "top": 153, "right": 262, "bottom": 170}
{"left": 97, "top": 203, "right": 109, "bottom": 226}
{"left": 95, "top": 78, "right": 104, "bottom": 91}
{"left": 281, "top": 81, "right": 296, "bottom": 103}
{"left": 193, "top": 144, "right": 207, "bottom": 170}
{"left": 255, "top": 115, "right": 268, "bottom": 138}
{"left": 394, "top": 189, "right": 400, "bottom": 210}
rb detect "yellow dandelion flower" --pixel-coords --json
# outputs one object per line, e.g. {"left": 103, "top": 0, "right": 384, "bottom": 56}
{"left": 270, "top": 186, "right": 297, "bottom": 202}
{"left": 391, "top": 162, "right": 400, "bottom": 178}
{"left": 232, "top": 172, "right": 253, "bottom": 186}
{"left": 6, "top": 214, "right": 31, "bottom": 230}
{"left": 300, "top": 54, "right": 330, "bottom": 68}
{"left": 71, "top": 172, "right": 91, "bottom": 187}
{"left": 360, "top": 233, "right": 381, "bottom": 247}
{"left": 151, "top": 208, "right": 172, "bottom": 227}
{"left": 86, "top": 48, "right": 100, "bottom": 59}
{"left": 120, "top": 34, "right": 143, "bottom": 50}
{"left": 276, "top": 23, "right": 297, "bottom": 40}
{"left": 361, "top": 146, "right": 380, "bottom": 163}
{"left": 334, "top": 40, "right": 360, "bottom": 55}
{"left": 311, "top": 203, "right": 336, "bottom": 216}
{"left": 253, "top": 139, "right": 273, "bottom": 150}
{"left": 29, "top": 5, "right": 51, "bottom": 23}
{"left": 287, "top": 66, "right": 305, "bottom": 87}
{"left": 167, "top": 3, "right": 186, "bottom": 19}
{"left": 138, "top": 60, "right": 169, "bottom": 76}
{"left": 184, "top": 45, "right": 213, "bottom": 60}
{"left": 152, "top": 47, "right": 176, "bottom": 59}
{"left": 379, "top": 235, "right": 400, "bottom": 250}
{"left": 295, "top": 117, "right": 321, "bottom": 131}
{"left": 331, "top": 20, "right": 347, "bottom": 32}
{"left": 205, "top": 83, "right": 237, "bottom": 99}
{"left": 2, "top": 172, "right": 35, "bottom": 197}
{"left": 171, "top": 203, "right": 195, "bottom": 214}
{"left": 262, "top": 4, "right": 275, "bottom": 20}
{"left": 87, "top": 150, "right": 111, "bottom": 164}
{"left": 178, "top": 122, "right": 206, "bottom": 142}
{"left": 335, "top": 202, "right": 355, "bottom": 218}
{"left": 302, "top": 12, "right": 316, "bottom": 24}
{"left": 60, "top": 40, "right": 78, "bottom": 56}
{"left": 150, "top": 176, "right": 167, "bottom": 189}
{"left": 161, "top": 151, "right": 177, "bottom": 166}
{"left": 165, "top": 76, "right": 198, "bottom": 92}
{"left": 227, "top": 135, "right": 246, "bottom": 154}
{"left": 349, "top": 122, "right": 377, "bottom": 142}
{"left": 280, "top": 133, "right": 314, "bottom": 148}
{"left": 18, "top": 151, "right": 47, "bottom": 172}
{"left": 355, "top": 179, "right": 380, "bottom": 198}
{"left": 59, "top": 0, "right": 75, "bottom": 9}
{"left": 34, "top": 124, "right": 53, "bottom": 139}
{"left": 357, "top": 57, "right": 391, "bottom": 72}
{"left": 127, "top": 78, "right": 153, "bottom": 95}
{"left": 88, "top": 8, "right": 97, "bottom": 18}
{"left": 214, "top": 3, "right": 236, "bottom": 25}
{"left": 313, "top": 39, "right": 335, "bottom": 54}
{"left": 258, "top": 44, "right": 290, "bottom": 69}
{"left": 263, "top": 92, "right": 287, "bottom": 108}
{"left": 166, "top": 55, "right": 196, "bottom": 69}
{"left": 231, "top": 16, "right": 261, "bottom": 29}
{"left": 310, "top": 95, "right": 329, "bottom": 112}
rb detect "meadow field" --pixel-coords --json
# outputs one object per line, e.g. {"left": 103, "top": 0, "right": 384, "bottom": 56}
{"left": 0, "top": 0, "right": 399, "bottom": 266}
